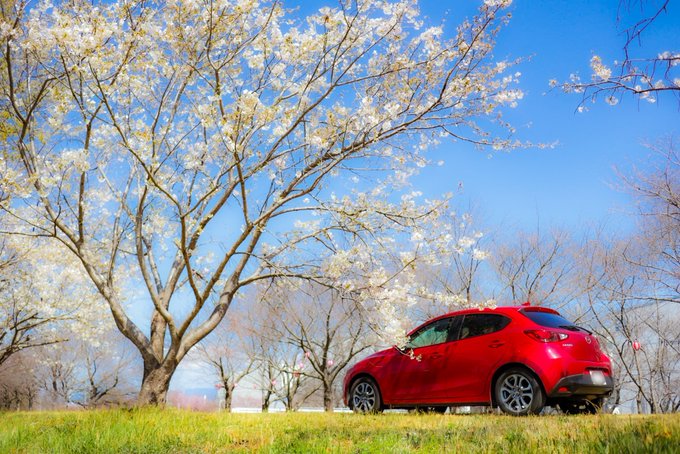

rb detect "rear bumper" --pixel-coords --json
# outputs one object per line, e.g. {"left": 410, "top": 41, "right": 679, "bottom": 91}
{"left": 548, "top": 372, "right": 614, "bottom": 398}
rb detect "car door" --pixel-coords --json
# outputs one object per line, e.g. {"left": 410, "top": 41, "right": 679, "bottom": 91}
{"left": 381, "top": 317, "right": 454, "bottom": 404}
{"left": 444, "top": 314, "right": 511, "bottom": 403}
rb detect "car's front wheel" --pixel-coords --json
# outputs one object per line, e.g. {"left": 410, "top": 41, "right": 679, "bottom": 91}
{"left": 494, "top": 367, "right": 545, "bottom": 416}
{"left": 349, "top": 377, "right": 382, "bottom": 413}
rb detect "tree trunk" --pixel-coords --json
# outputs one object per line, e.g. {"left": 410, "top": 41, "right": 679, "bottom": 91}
{"left": 27, "top": 387, "right": 35, "bottom": 410}
{"left": 262, "top": 389, "right": 272, "bottom": 412}
{"left": 224, "top": 385, "right": 234, "bottom": 412}
{"left": 137, "top": 362, "right": 176, "bottom": 406}
{"left": 323, "top": 381, "right": 334, "bottom": 412}
{"left": 285, "top": 394, "right": 294, "bottom": 411}
{"left": 636, "top": 392, "right": 643, "bottom": 414}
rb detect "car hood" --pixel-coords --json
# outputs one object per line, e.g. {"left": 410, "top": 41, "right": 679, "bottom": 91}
{"left": 355, "top": 347, "right": 395, "bottom": 367}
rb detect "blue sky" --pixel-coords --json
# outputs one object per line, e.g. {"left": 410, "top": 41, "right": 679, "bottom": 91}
{"left": 413, "top": 0, "right": 679, "bottom": 234}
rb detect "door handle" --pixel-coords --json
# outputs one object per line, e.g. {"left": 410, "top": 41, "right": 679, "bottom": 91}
{"left": 488, "top": 341, "right": 505, "bottom": 348}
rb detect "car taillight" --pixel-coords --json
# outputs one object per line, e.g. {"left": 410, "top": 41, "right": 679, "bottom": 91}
{"left": 524, "top": 329, "right": 569, "bottom": 343}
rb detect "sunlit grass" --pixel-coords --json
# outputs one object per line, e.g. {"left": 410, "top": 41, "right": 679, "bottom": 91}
{"left": 0, "top": 409, "right": 678, "bottom": 453}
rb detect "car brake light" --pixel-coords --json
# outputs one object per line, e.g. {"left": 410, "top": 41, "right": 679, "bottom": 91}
{"left": 524, "top": 329, "right": 569, "bottom": 343}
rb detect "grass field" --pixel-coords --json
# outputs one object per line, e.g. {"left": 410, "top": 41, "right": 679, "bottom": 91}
{"left": 1, "top": 409, "right": 678, "bottom": 453}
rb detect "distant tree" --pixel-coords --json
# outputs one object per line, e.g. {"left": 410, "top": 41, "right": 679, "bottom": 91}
{"left": 577, "top": 235, "right": 679, "bottom": 413}
{"left": 258, "top": 354, "right": 277, "bottom": 413}
{"left": 245, "top": 292, "right": 318, "bottom": 412}
{"left": 492, "top": 227, "right": 576, "bottom": 308}
{"left": 263, "top": 280, "right": 373, "bottom": 411}
{"left": 270, "top": 348, "right": 318, "bottom": 412}
{"left": 78, "top": 335, "right": 137, "bottom": 408}
{"left": 620, "top": 141, "right": 679, "bottom": 306}
{"left": 32, "top": 329, "right": 137, "bottom": 409}
{"left": 195, "top": 312, "right": 256, "bottom": 412}
{"left": 254, "top": 335, "right": 317, "bottom": 412}
{"left": 576, "top": 145, "right": 680, "bottom": 413}
{"left": 36, "top": 345, "right": 78, "bottom": 407}
{"left": 0, "top": 353, "right": 38, "bottom": 410}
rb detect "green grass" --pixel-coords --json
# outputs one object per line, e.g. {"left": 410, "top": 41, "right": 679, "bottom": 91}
{"left": 0, "top": 409, "right": 678, "bottom": 453}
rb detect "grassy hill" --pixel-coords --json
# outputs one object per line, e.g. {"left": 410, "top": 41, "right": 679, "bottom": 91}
{"left": 1, "top": 409, "right": 678, "bottom": 453}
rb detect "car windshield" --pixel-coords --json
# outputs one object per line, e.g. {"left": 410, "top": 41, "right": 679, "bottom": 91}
{"left": 520, "top": 309, "right": 590, "bottom": 333}
{"left": 406, "top": 318, "right": 451, "bottom": 349}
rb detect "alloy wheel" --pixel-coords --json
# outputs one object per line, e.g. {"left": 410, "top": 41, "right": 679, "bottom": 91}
{"left": 499, "top": 373, "right": 534, "bottom": 412}
{"left": 352, "top": 381, "right": 377, "bottom": 412}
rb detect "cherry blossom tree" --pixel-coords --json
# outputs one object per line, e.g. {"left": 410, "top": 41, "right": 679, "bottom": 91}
{"left": 433, "top": 211, "right": 492, "bottom": 306}
{"left": 1, "top": 207, "right": 116, "bottom": 388}
{"left": 254, "top": 345, "right": 308, "bottom": 412}
{"left": 559, "top": 0, "right": 679, "bottom": 106}
{"left": 0, "top": 233, "right": 103, "bottom": 368}
{"left": 390, "top": 208, "right": 496, "bottom": 322}
{"left": 1, "top": 0, "right": 524, "bottom": 404}
{"left": 0, "top": 241, "right": 64, "bottom": 367}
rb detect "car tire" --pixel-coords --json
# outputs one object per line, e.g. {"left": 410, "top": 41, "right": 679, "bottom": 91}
{"left": 494, "top": 367, "right": 545, "bottom": 416}
{"left": 349, "top": 377, "right": 382, "bottom": 413}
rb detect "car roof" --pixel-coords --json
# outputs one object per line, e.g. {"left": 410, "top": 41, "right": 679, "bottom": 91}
{"left": 408, "top": 304, "right": 560, "bottom": 334}
{"left": 439, "top": 304, "right": 559, "bottom": 318}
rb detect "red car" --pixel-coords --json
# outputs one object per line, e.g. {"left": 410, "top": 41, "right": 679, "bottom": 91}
{"left": 343, "top": 304, "right": 613, "bottom": 415}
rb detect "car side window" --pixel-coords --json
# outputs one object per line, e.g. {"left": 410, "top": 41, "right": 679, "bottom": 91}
{"left": 407, "top": 318, "right": 452, "bottom": 349}
{"left": 458, "top": 314, "right": 510, "bottom": 340}
{"left": 446, "top": 315, "right": 463, "bottom": 342}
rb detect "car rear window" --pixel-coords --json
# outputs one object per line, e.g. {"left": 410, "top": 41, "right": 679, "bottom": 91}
{"left": 520, "top": 309, "right": 593, "bottom": 334}
{"left": 520, "top": 309, "right": 578, "bottom": 329}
